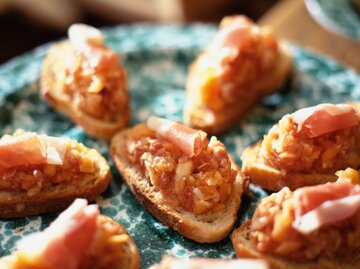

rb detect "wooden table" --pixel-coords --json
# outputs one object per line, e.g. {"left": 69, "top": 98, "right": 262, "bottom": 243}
{"left": 258, "top": 0, "right": 360, "bottom": 72}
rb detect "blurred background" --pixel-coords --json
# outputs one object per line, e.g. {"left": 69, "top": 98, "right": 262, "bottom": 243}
{"left": 0, "top": 0, "right": 359, "bottom": 71}
{"left": 0, "top": 0, "right": 278, "bottom": 64}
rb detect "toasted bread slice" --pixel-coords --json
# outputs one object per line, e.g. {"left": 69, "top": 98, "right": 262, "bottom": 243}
{"left": 41, "top": 40, "right": 130, "bottom": 140}
{"left": 184, "top": 30, "right": 293, "bottom": 134}
{"left": 232, "top": 221, "right": 359, "bottom": 269}
{"left": 0, "top": 136, "right": 111, "bottom": 218}
{"left": 241, "top": 141, "right": 337, "bottom": 191}
{"left": 110, "top": 128, "right": 246, "bottom": 243}
{"left": 0, "top": 203, "right": 140, "bottom": 269}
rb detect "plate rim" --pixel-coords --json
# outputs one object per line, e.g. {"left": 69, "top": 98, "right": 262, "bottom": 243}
{"left": 305, "top": 0, "right": 360, "bottom": 43}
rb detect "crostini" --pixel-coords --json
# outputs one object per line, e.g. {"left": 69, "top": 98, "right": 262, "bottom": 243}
{"left": 149, "top": 256, "right": 269, "bottom": 269}
{"left": 41, "top": 23, "right": 130, "bottom": 140}
{"left": 0, "top": 199, "right": 140, "bottom": 269}
{"left": 184, "top": 15, "right": 292, "bottom": 134}
{"left": 232, "top": 177, "right": 360, "bottom": 269}
{"left": 110, "top": 116, "right": 245, "bottom": 243}
{"left": 0, "top": 130, "right": 110, "bottom": 218}
{"left": 241, "top": 103, "right": 360, "bottom": 191}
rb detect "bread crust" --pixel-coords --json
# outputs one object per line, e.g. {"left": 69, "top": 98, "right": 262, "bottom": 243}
{"left": 0, "top": 148, "right": 111, "bottom": 218}
{"left": 241, "top": 141, "right": 337, "bottom": 191}
{"left": 232, "top": 221, "right": 359, "bottom": 269}
{"left": 185, "top": 41, "right": 293, "bottom": 135}
{"left": 41, "top": 41, "right": 130, "bottom": 140}
{"left": 110, "top": 128, "right": 246, "bottom": 243}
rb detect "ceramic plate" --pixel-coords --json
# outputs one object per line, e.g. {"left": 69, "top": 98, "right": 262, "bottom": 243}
{"left": 306, "top": 0, "right": 360, "bottom": 42}
{"left": 0, "top": 25, "right": 359, "bottom": 268}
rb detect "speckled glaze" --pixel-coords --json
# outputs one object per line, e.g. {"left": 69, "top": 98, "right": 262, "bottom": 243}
{"left": 0, "top": 25, "right": 359, "bottom": 268}
{"left": 306, "top": 0, "right": 360, "bottom": 42}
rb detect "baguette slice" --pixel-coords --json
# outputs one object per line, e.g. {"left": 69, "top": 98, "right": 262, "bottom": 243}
{"left": 41, "top": 39, "right": 130, "bottom": 140}
{"left": 0, "top": 200, "right": 140, "bottom": 269}
{"left": 241, "top": 141, "right": 337, "bottom": 191}
{"left": 232, "top": 221, "right": 359, "bottom": 269}
{"left": 110, "top": 128, "right": 246, "bottom": 243}
{"left": 184, "top": 16, "right": 293, "bottom": 135}
{"left": 0, "top": 134, "right": 111, "bottom": 218}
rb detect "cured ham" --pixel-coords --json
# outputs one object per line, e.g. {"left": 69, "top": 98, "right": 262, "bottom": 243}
{"left": 209, "top": 22, "right": 253, "bottom": 66}
{"left": 293, "top": 194, "right": 360, "bottom": 234}
{"left": 15, "top": 199, "right": 99, "bottom": 269}
{"left": 0, "top": 133, "right": 47, "bottom": 169}
{"left": 0, "top": 132, "right": 70, "bottom": 170}
{"left": 39, "top": 135, "right": 70, "bottom": 165}
{"left": 147, "top": 116, "right": 208, "bottom": 157}
{"left": 68, "top": 23, "right": 104, "bottom": 50}
{"left": 68, "top": 23, "right": 118, "bottom": 71}
{"left": 292, "top": 182, "right": 360, "bottom": 234}
{"left": 293, "top": 181, "right": 360, "bottom": 215}
{"left": 292, "top": 103, "right": 360, "bottom": 138}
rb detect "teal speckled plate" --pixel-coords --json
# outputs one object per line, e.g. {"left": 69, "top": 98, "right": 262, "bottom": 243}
{"left": 306, "top": 0, "right": 360, "bottom": 42}
{"left": 0, "top": 25, "right": 360, "bottom": 268}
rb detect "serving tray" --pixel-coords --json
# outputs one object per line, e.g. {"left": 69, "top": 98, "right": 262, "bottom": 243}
{"left": 0, "top": 24, "right": 359, "bottom": 268}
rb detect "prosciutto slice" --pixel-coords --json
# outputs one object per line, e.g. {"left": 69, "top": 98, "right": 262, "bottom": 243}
{"left": 147, "top": 116, "right": 208, "bottom": 158}
{"left": 292, "top": 103, "right": 360, "bottom": 138}
{"left": 0, "top": 133, "right": 47, "bottom": 169}
{"left": 16, "top": 199, "right": 99, "bottom": 269}
{"left": 292, "top": 182, "right": 360, "bottom": 234}
{"left": 68, "top": 23, "right": 104, "bottom": 49}
{"left": 0, "top": 132, "right": 70, "bottom": 170}
{"left": 68, "top": 23, "right": 118, "bottom": 71}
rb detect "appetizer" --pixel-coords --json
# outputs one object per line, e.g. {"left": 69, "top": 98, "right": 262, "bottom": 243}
{"left": 241, "top": 103, "right": 360, "bottom": 191}
{"left": 0, "top": 199, "right": 140, "bottom": 269}
{"left": 0, "top": 130, "right": 110, "bottom": 218}
{"left": 41, "top": 23, "right": 130, "bottom": 140}
{"left": 232, "top": 177, "right": 360, "bottom": 269}
{"left": 185, "top": 15, "right": 292, "bottom": 134}
{"left": 150, "top": 256, "right": 268, "bottom": 269}
{"left": 110, "top": 116, "right": 245, "bottom": 243}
